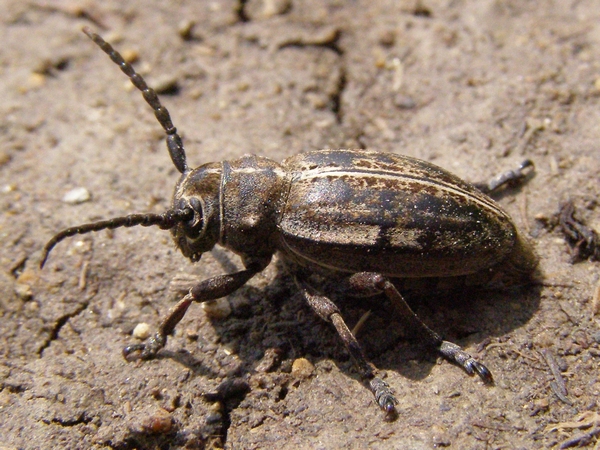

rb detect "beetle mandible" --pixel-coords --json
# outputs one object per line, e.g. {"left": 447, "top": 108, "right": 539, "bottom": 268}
{"left": 41, "top": 28, "right": 538, "bottom": 417}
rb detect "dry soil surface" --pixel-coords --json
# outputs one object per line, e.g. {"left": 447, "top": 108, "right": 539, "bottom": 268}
{"left": 2, "top": 1, "right": 600, "bottom": 449}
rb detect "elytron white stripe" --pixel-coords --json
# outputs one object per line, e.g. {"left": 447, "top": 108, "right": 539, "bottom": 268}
{"left": 295, "top": 167, "right": 508, "bottom": 219}
{"left": 219, "top": 161, "right": 227, "bottom": 243}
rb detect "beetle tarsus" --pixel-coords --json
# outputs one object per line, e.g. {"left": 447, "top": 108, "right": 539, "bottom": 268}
{"left": 465, "top": 359, "right": 493, "bottom": 384}
{"left": 476, "top": 159, "right": 534, "bottom": 194}
{"left": 370, "top": 377, "right": 398, "bottom": 417}
{"left": 372, "top": 275, "right": 495, "bottom": 384}
{"left": 123, "top": 332, "right": 166, "bottom": 361}
{"left": 298, "top": 271, "right": 495, "bottom": 413}
{"left": 341, "top": 272, "right": 495, "bottom": 385}
{"left": 438, "top": 341, "right": 493, "bottom": 384}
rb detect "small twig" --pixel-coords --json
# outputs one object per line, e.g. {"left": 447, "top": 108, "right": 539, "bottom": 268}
{"left": 559, "top": 199, "right": 600, "bottom": 262}
{"left": 550, "top": 382, "right": 573, "bottom": 406}
{"left": 592, "top": 279, "right": 600, "bottom": 317}
{"left": 351, "top": 310, "right": 372, "bottom": 336}
{"left": 78, "top": 261, "right": 89, "bottom": 291}
{"left": 558, "top": 428, "right": 600, "bottom": 449}
{"left": 541, "top": 349, "right": 571, "bottom": 405}
{"left": 531, "top": 280, "right": 575, "bottom": 288}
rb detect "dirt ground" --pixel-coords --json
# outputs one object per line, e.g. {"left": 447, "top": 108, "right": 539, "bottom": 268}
{"left": 2, "top": 1, "right": 600, "bottom": 449}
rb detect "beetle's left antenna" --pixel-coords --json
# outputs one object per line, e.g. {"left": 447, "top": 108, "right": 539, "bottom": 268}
{"left": 82, "top": 27, "right": 189, "bottom": 174}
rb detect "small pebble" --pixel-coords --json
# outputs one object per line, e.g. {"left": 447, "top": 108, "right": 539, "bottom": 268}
{"left": 15, "top": 283, "right": 32, "bottom": 301}
{"left": 246, "top": 0, "right": 291, "bottom": 19}
{"left": 185, "top": 327, "right": 199, "bottom": 340}
{"left": 20, "top": 73, "right": 46, "bottom": 92}
{"left": 141, "top": 410, "right": 173, "bottom": 434}
{"left": 62, "top": 187, "right": 91, "bottom": 204}
{"left": 152, "top": 75, "right": 179, "bottom": 95}
{"left": 201, "top": 298, "right": 232, "bottom": 319}
{"left": 262, "top": 0, "right": 291, "bottom": 17}
{"left": 121, "top": 49, "right": 139, "bottom": 64}
{"left": 255, "top": 348, "right": 282, "bottom": 373}
{"left": 0, "top": 150, "right": 12, "bottom": 167}
{"left": 394, "top": 94, "right": 416, "bottom": 109}
{"left": 206, "top": 401, "right": 223, "bottom": 424}
{"left": 132, "top": 322, "right": 151, "bottom": 340}
{"left": 291, "top": 357, "right": 314, "bottom": 379}
{"left": 431, "top": 425, "right": 451, "bottom": 447}
{"left": 178, "top": 20, "right": 196, "bottom": 40}
{"left": 17, "top": 269, "right": 37, "bottom": 285}
{"left": 378, "top": 29, "right": 396, "bottom": 47}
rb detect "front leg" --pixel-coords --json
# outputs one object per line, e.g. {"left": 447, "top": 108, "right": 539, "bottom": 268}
{"left": 123, "top": 259, "right": 268, "bottom": 360}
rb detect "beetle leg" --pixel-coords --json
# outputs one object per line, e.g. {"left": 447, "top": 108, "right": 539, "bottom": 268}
{"left": 474, "top": 159, "right": 534, "bottom": 194}
{"left": 123, "top": 263, "right": 264, "bottom": 360}
{"left": 295, "top": 278, "right": 398, "bottom": 417}
{"left": 346, "top": 273, "right": 493, "bottom": 384}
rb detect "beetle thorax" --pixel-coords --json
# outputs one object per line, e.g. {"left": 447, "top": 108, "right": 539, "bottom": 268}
{"left": 171, "top": 156, "right": 287, "bottom": 263}
{"left": 219, "top": 155, "right": 287, "bottom": 260}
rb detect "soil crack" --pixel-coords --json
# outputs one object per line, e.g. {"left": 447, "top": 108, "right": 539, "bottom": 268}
{"left": 47, "top": 412, "right": 93, "bottom": 427}
{"left": 38, "top": 301, "right": 90, "bottom": 355}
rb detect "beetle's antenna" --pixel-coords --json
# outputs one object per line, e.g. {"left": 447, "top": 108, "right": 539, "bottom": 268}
{"left": 82, "top": 27, "right": 189, "bottom": 174}
{"left": 40, "top": 208, "right": 193, "bottom": 268}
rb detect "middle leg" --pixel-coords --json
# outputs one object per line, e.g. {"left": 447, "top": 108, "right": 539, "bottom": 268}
{"left": 295, "top": 276, "right": 398, "bottom": 417}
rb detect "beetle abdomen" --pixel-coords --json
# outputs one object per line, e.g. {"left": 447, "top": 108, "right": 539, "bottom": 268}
{"left": 278, "top": 149, "right": 517, "bottom": 277}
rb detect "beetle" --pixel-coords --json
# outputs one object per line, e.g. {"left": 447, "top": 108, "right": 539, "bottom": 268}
{"left": 41, "top": 28, "right": 538, "bottom": 417}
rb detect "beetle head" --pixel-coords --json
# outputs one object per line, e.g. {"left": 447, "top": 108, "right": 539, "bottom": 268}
{"left": 169, "top": 163, "right": 223, "bottom": 262}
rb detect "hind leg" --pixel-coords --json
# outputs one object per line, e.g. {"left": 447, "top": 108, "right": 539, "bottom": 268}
{"left": 345, "top": 272, "right": 493, "bottom": 383}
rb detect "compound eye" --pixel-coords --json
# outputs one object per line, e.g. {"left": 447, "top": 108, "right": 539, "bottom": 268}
{"left": 183, "top": 197, "right": 203, "bottom": 239}
{"left": 189, "top": 197, "right": 202, "bottom": 215}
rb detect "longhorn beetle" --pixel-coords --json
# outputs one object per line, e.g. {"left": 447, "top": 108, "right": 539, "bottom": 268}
{"left": 42, "top": 27, "right": 538, "bottom": 417}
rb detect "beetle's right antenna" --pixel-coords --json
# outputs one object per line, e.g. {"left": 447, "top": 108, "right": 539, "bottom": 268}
{"left": 82, "top": 27, "right": 189, "bottom": 174}
{"left": 39, "top": 208, "right": 195, "bottom": 268}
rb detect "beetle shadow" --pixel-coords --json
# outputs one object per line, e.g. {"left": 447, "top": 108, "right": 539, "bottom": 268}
{"left": 275, "top": 271, "right": 543, "bottom": 386}
{"left": 159, "top": 254, "right": 541, "bottom": 405}
{"left": 350, "top": 281, "right": 543, "bottom": 383}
